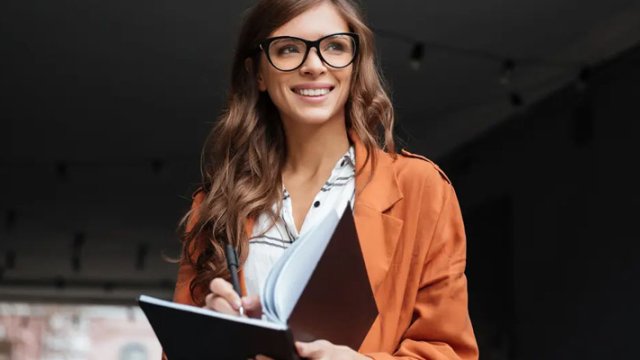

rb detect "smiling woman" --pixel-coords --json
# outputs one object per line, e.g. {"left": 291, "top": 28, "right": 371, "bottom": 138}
{"left": 170, "top": 0, "right": 478, "bottom": 359}
{"left": 255, "top": 2, "right": 357, "bottom": 135}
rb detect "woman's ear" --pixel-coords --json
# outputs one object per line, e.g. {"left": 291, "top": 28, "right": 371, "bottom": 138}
{"left": 245, "top": 58, "right": 267, "bottom": 92}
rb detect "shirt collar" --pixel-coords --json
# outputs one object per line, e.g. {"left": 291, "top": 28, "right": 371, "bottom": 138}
{"left": 339, "top": 145, "right": 356, "bottom": 170}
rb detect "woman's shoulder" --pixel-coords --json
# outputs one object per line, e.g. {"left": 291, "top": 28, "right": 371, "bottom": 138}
{"left": 390, "top": 148, "right": 451, "bottom": 187}
{"left": 183, "top": 188, "right": 207, "bottom": 218}
{"left": 191, "top": 187, "right": 207, "bottom": 204}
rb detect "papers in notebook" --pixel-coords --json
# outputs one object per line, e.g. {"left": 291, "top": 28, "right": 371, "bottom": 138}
{"left": 260, "top": 204, "right": 343, "bottom": 323}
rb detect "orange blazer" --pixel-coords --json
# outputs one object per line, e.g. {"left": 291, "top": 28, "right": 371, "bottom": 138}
{"left": 172, "top": 134, "right": 479, "bottom": 359}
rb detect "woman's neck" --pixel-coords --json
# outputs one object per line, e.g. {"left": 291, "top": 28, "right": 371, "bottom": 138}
{"left": 281, "top": 116, "right": 349, "bottom": 181}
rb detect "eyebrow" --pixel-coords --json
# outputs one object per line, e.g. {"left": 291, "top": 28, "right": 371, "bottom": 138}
{"left": 270, "top": 31, "right": 350, "bottom": 40}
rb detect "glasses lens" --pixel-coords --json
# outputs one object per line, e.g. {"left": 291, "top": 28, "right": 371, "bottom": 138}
{"left": 268, "top": 38, "right": 307, "bottom": 71}
{"left": 319, "top": 34, "right": 356, "bottom": 67}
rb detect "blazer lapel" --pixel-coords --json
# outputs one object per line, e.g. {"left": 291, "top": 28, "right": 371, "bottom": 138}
{"left": 240, "top": 132, "right": 404, "bottom": 297}
{"left": 350, "top": 131, "right": 404, "bottom": 293}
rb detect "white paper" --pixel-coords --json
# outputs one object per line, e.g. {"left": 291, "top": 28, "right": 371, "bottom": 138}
{"left": 259, "top": 204, "right": 346, "bottom": 322}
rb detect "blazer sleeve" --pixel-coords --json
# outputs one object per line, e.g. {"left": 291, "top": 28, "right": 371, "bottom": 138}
{"left": 172, "top": 191, "right": 206, "bottom": 306}
{"left": 161, "top": 192, "right": 205, "bottom": 360}
{"left": 366, "top": 183, "right": 479, "bottom": 360}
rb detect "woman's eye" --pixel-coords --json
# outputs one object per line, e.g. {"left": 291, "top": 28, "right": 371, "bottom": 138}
{"left": 277, "top": 45, "right": 300, "bottom": 55}
{"left": 325, "top": 42, "right": 345, "bottom": 52}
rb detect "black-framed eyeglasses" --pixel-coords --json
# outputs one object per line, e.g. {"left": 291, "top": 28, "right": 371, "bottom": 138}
{"left": 258, "top": 32, "right": 359, "bottom": 72}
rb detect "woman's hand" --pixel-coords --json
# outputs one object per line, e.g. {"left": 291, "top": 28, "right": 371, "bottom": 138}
{"left": 294, "top": 340, "right": 370, "bottom": 360}
{"left": 253, "top": 340, "right": 368, "bottom": 360}
{"left": 203, "top": 277, "right": 262, "bottom": 318}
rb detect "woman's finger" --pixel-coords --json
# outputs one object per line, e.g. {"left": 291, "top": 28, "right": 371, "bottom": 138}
{"left": 295, "top": 340, "right": 327, "bottom": 358}
{"left": 209, "top": 277, "right": 242, "bottom": 310}
{"left": 204, "top": 293, "right": 239, "bottom": 315}
{"left": 254, "top": 355, "right": 275, "bottom": 360}
{"left": 241, "top": 295, "right": 262, "bottom": 318}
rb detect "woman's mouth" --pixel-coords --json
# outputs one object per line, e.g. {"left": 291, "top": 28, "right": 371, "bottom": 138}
{"left": 291, "top": 85, "right": 335, "bottom": 98}
{"left": 292, "top": 87, "right": 333, "bottom": 97}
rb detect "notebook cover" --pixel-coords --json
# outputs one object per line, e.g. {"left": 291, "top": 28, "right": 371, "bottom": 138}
{"left": 139, "top": 297, "right": 300, "bottom": 360}
{"left": 287, "top": 207, "right": 379, "bottom": 349}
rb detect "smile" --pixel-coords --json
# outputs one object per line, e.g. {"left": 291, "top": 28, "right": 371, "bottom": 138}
{"left": 292, "top": 88, "right": 333, "bottom": 97}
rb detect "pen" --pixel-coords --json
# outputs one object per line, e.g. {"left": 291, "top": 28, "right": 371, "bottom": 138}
{"left": 224, "top": 243, "right": 245, "bottom": 316}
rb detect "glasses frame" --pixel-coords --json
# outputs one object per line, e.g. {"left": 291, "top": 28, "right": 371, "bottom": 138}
{"left": 258, "top": 32, "right": 359, "bottom": 72}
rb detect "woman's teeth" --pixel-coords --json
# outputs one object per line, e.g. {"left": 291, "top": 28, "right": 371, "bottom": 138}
{"left": 294, "top": 88, "right": 331, "bottom": 97}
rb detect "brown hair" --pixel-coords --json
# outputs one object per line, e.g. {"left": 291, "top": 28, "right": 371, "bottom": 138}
{"left": 180, "top": 0, "right": 395, "bottom": 305}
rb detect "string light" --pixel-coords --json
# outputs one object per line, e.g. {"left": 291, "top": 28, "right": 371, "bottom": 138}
{"left": 374, "top": 27, "right": 584, "bottom": 67}
{"left": 372, "top": 27, "right": 589, "bottom": 112}
{"left": 0, "top": 31, "right": 596, "bottom": 176}
{"left": 0, "top": 29, "right": 601, "bottom": 298}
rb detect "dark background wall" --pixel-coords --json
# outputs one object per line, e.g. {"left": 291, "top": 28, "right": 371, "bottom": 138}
{"left": 442, "top": 44, "right": 640, "bottom": 360}
{"left": 2, "top": 0, "right": 640, "bottom": 358}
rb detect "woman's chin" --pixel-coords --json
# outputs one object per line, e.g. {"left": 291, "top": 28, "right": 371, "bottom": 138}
{"left": 287, "top": 109, "right": 340, "bottom": 127}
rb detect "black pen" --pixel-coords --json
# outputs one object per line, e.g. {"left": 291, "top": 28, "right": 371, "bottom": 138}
{"left": 224, "top": 243, "right": 245, "bottom": 316}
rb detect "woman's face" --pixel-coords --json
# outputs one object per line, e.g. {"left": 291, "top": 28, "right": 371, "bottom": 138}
{"left": 256, "top": 2, "right": 353, "bottom": 129}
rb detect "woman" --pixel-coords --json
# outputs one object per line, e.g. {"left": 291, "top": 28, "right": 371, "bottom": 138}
{"left": 172, "top": 0, "right": 478, "bottom": 358}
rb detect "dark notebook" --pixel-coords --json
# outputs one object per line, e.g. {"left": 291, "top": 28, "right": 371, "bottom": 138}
{"left": 139, "top": 206, "right": 377, "bottom": 360}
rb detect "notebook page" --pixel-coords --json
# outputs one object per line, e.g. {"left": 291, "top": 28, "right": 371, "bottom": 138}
{"left": 260, "top": 238, "right": 298, "bottom": 321}
{"left": 272, "top": 205, "right": 344, "bottom": 320}
{"left": 260, "top": 219, "right": 318, "bottom": 321}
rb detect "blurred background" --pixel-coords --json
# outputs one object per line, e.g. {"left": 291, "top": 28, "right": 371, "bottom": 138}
{"left": 1, "top": 0, "right": 639, "bottom": 359}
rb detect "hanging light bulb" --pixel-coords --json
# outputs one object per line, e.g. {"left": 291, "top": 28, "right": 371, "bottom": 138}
{"left": 575, "top": 66, "right": 591, "bottom": 92}
{"left": 55, "top": 161, "right": 68, "bottom": 181}
{"left": 500, "top": 59, "right": 516, "bottom": 86}
{"left": 150, "top": 158, "right": 164, "bottom": 174}
{"left": 410, "top": 42, "right": 424, "bottom": 70}
{"left": 509, "top": 91, "right": 524, "bottom": 107}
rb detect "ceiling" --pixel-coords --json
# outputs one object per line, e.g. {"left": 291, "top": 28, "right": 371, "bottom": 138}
{"left": 1, "top": 0, "right": 640, "bottom": 302}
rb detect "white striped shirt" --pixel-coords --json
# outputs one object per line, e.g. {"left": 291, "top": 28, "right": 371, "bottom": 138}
{"left": 243, "top": 146, "right": 356, "bottom": 297}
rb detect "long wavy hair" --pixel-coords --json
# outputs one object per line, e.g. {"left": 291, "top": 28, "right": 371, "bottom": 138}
{"left": 180, "top": 0, "right": 396, "bottom": 305}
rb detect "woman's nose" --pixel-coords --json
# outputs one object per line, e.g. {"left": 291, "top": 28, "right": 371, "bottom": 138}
{"left": 299, "top": 48, "right": 326, "bottom": 75}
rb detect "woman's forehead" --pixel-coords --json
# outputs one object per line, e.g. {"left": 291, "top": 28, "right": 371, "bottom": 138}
{"left": 269, "top": 2, "right": 350, "bottom": 39}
